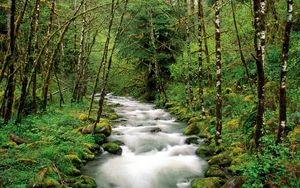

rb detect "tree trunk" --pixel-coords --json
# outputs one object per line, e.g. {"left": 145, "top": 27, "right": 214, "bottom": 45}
{"left": 197, "top": 0, "right": 205, "bottom": 119}
{"left": 16, "top": 0, "right": 41, "bottom": 123}
{"left": 72, "top": 0, "right": 87, "bottom": 102}
{"left": 3, "top": 0, "right": 16, "bottom": 124}
{"left": 215, "top": 0, "right": 222, "bottom": 146}
{"left": 253, "top": 0, "right": 266, "bottom": 149}
{"left": 276, "top": 0, "right": 293, "bottom": 144}
{"left": 231, "top": 0, "right": 254, "bottom": 93}
{"left": 32, "top": 0, "right": 41, "bottom": 113}
{"left": 199, "top": 1, "right": 212, "bottom": 87}
{"left": 42, "top": 0, "right": 84, "bottom": 111}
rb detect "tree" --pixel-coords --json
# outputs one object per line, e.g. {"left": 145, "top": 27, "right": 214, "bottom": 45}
{"left": 276, "top": 0, "right": 293, "bottom": 144}
{"left": 197, "top": 0, "right": 205, "bottom": 118}
{"left": 253, "top": 0, "right": 266, "bottom": 149}
{"left": 215, "top": 0, "right": 222, "bottom": 146}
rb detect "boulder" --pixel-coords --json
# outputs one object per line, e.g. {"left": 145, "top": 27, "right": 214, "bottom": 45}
{"left": 184, "top": 123, "right": 200, "bottom": 135}
{"left": 150, "top": 127, "right": 162, "bottom": 133}
{"left": 192, "top": 177, "right": 223, "bottom": 188}
{"left": 205, "top": 166, "right": 227, "bottom": 178}
{"left": 93, "top": 134, "right": 107, "bottom": 145}
{"left": 185, "top": 136, "right": 200, "bottom": 145}
{"left": 81, "top": 119, "right": 112, "bottom": 136}
{"left": 72, "top": 175, "right": 97, "bottom": 188}
{"left": 221, "top": 176, "right": 245, "bottom": 188}
{"left": 102, "top": 142, "right": 122, "bottom": 155}
{"left": 208, "top": 153, "right": 232, "bottom": 167}
{"left": 196, "top": 145, "right": 214, "bottom": 157}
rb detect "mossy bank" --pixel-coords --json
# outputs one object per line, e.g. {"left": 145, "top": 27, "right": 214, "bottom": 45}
{"left": 0, "top": 101, "right": 121, "bottom": 188}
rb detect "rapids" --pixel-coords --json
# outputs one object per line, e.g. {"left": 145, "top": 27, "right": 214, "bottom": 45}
{"left": 82, "top": 95, "right": 208, "bottom": 188}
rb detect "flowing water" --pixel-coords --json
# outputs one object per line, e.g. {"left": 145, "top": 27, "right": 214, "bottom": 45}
{"left": 82, "top": 95, "right": 208, "bottom": 188}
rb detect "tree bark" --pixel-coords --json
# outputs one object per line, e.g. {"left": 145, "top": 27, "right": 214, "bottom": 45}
{"left": 215, "top": 0, "right": 222, "bottom": 146}
{"left": 276, "top": 0, "right": 293, "bottom": 144}
{"left": 197, "top": 0, "right": 205, "bottom": 118}
{"left": 3, "top": 0, "right": 16, "bottom": 124}
{"left": 253, "top": 0, "right": 266, "bottom": 149}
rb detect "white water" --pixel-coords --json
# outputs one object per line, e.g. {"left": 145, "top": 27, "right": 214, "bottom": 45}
{"left": 83, "top": 95, "right": 208, "bottom": 188}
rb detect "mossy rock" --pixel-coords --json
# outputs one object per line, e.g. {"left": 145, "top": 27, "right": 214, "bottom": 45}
{"left": 102, "top": 142, "right": 122, "bottom": 155}
{"left": 16, "top": 158, "right": 37, "bottom": 165}
{"left": 2, "top": 141, "right": 17, "bottom": 149}
{"left": 65, "top": 166, "right": 81, "bottom": 176}
{"left": 42, "top": 178, "right": 61, "bottom": 187}
{"left": 79, "top": 114, "right": 89, "bottom": 121}
{"left": 196, "top": 145, "right": 214, "bottom": 157}
{"left": 208, "top": 153, "right": 232, "bottom": 167}
{"left": 188, "top": 117, "right": 201, "bottom": 125}
{"left": 93, "top": 134, "right": 107, "bottom": 145}
{"left": 72, "top": 175, "right": 97, "bottom": 188}
{"left": 185, "top": 136, "right": 200, "bottom": 145}
{"left": 228, "top": 154, "right": 247, "bottom": 175}
{"left": 109, "top": 112, "right": 119, "bottom": 120}
{"left": 184, "top": 123, "right": 200, "bottom": 135}
{"left": 95, "top": 119, "right": 112, "bottom": 136}
{"left": 83, "top": 152, "right": 95, "bottom": 161}
{"left": 64, "top": 154, "right": 83, "bottom": 165}
{"left": 205, "top": 166, "right": 227, "bottom": 178}
{"left": 83, "top": 143, "right": 100, "bottom": 152}
{"left": 221, "top": 176, "right": 245, "bottom": 188}
{"left": 192, "top": 177, "right": 223, "bottom": 188}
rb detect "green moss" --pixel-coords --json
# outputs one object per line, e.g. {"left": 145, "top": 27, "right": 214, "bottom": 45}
{"left": 208, "top": 153, "right": 232, "bottom": 167}
{"left": 205, "top": 166, "right": 227, "bottom": 178}
{"left": 184, "top": 123, "right": 200, "bottom": 135}
{"left": 192, "top": 177, "right": 223, "bottom": 188}
{"left": 102, "top": 142, "right": 122, "bottom": 155}
{"left": 72, "top": 175, "right": 96, "bottom": 188}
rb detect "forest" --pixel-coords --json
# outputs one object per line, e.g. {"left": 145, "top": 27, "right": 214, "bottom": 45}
{"left": 0, "top": 0, "right": 299, "bottom": 187}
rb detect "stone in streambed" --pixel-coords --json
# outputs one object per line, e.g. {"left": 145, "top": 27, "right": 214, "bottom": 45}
{"left": 93, "top": 134, "right": 107, "bottom": 145}
{"left": 102, "top": 142, "right": 122, "bottom": 155}
{"left": 150, "top": 127, "right": 162, "bottom": 133}
{"left": 185, "top": 136, "right": 200, "bottom": 145}
{"left": 196, "top": 145, "right": 214, "bottom": 157}
{"left": 192, "top": 177, "right": 223, "bottom": 188}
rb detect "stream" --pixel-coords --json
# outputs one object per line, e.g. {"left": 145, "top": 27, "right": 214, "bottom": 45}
{"left": 82, "top": 95, "right": 208, "bottom": 188}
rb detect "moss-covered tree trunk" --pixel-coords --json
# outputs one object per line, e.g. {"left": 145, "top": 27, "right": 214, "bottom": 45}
{"left": 16, "top": 0, "right": 41, "bottom": 123}
{"left": 276, "top": 0, "right": 293, "bottom": 144}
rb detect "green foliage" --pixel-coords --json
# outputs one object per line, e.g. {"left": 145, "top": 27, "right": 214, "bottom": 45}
{"left": 242, "top": 136, "right": 300, "bottom": 188}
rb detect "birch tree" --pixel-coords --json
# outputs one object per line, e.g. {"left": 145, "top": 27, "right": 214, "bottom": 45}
{"left": 253, "top": 0, "right": 266, "bottom": 148}
{"left": 276, "top": 0, "right": 293, "bottom": 144}
{"left": 215, "top": 0, "right": 222, "bottom": 146}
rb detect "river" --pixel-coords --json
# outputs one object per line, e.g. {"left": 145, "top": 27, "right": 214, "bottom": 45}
{"left": 82, "top": 95, "right": 208, "bottom": 188}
